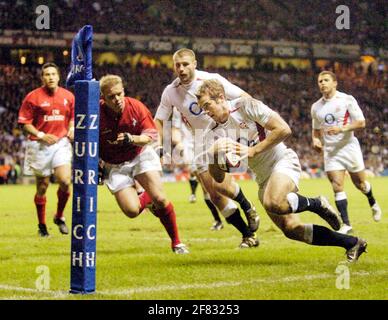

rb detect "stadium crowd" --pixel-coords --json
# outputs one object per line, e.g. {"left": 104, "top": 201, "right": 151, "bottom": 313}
{"left": 0, "top": 62, "right": 386, "bottom": 183}
{"left": 1, "top": 1, "right": 386, "bottom": 47}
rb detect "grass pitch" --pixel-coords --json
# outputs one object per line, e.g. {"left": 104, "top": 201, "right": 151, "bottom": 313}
{"left": 0, "top": 177, "right": 387, "bottom": 300}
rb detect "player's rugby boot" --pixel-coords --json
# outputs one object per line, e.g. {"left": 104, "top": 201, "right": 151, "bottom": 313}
{"left": 53, "top": 217, "right": 69, "bottom": 235}
{"left": 38, "top": 223, "right": 49, "bottom": 237}
{"left": 172, "top": 243, "right": 190, "bottom": 254}
{"left": 210, "top": 220, "right": 224, "bottom": 231}
{"left": 346, "top": 238, "right": 367, "bottom": 263}
{"left": 239, "top": 233, "right": 259, "bottom": 249}
{"left": 371, "top": 203, "right": 382, "bottom": 222}
{"left": 316, "top": 196, "right": 342, "bottom": 231}
{"left": 244, "top": 202, "right": 260, "bottom": 232}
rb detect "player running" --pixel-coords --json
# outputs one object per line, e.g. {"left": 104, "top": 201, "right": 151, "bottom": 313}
{"left": 311, "top": 71, "right": 382, "bottom": 234}
{"left": 196, "top": 79, "right": 367, "bottom": 263}
{"left": 155, "top": 48, "right": 259, "bottom": 248}
{"left": 172, "top": 109, "right": 224, "bottom": 230}
{"left": 98, "top": 74, "right": 189, "bottom": 254}
{"left": 18, "top": 63, "right": 74, "bottom": 237}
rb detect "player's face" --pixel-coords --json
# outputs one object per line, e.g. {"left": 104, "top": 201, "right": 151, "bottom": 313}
{"left": 173, "top": 54, "right": 197, "bottom": 85}
{"left": 102, "top": 83, "right": 125, "bottom": 113}
{"left": 41, "top": 67, "right": 60, "bottom": 91}
{"left": 318, "top": 74, "right": 337, "bottom": 96}
{"left": 199, "top": 94, "right": 228, "bottom": 123}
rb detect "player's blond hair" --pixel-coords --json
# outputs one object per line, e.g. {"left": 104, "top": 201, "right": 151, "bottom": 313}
{"left": 99, "top": 74, "right": 123, "bottom": 94}
{"left": 196, "top": 79, "right": 226, "bottom": 105}
{"left": 173, "top": 48, "right": 196, "bottom": 61}
{"left": 318, "top": 70, "right": 337, "bottom": 81}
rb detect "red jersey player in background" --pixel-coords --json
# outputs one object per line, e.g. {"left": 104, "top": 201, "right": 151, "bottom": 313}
{"left": 98, "top": 74, "right": 189, "bottom": 254}
{"left": 18, "top": 63, "right": 75, "bottom": 237}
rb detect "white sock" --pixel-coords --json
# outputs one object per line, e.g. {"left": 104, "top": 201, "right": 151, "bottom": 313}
{"left": 286, "top": 192, "right": 299, "bottom": 213}
{"left": 303, "top": 224, "right": 313, "bottom": 244}
{"left": 221, "top": 200, "right": 238, "bottom": 218}
{"left": 233, "top": 183, "right": 240, "bottom": 198}
{"left": 363, "top": 181, "right": 371, "bottom": 194}
{"left": 335, "top": 192, "right": 347, "bottom": 201}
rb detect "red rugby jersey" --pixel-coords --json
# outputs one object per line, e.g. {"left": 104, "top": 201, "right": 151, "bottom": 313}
{"left": 18, "top": 86, "right": 75, "bottom": 140}
{"left": 99, "top": 97, "right": 158, "bottom": 164}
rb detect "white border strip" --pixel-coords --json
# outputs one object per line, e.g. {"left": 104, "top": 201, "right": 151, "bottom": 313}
{"left": 1, "top": 270, "right": 386, "bottom": 298}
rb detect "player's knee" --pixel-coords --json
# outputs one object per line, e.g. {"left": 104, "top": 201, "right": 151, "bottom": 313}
{"left": 330, "top": 180, "right": 343, "bottom": 192}
{"left": 208, "top": 191, "right": 223, "bottom": 206}
{"left": 151, "top": 194, "right": 168, "bottom": 208}
{"left": 37, "top": 182, "right": 49, "bottom": 194}
{"left": 282, "top": 225, "right": 301, "bottom": 241}
{"left": 263, "top": 199, "right": 289, "bottom": 215}
{"left": 355, "top": 181, "right": 366, "bottom": 192}
{"left": 122, "top": 207, "right": 140, "bottom": 219}
{"left": 58, "top": 177, "right": 71, "bottom": 190}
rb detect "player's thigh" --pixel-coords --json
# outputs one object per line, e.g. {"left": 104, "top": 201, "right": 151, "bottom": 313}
{"left": 326, "top": 170, "right": 346, "bottom": 191}
{"left": 194, "top": 171, "right": 209, "bottom": 195}
{"left": 349, "top": 170, "right": 367, "bottom": 190}
{"left": 114, "top": 187, "right": 141, "bottom": 217}
{"left": 349, "top": 170, "right": 365, "bottom": 184}
{"left": 135, "top": 170, "right": 167, "bottom": 204}
{"left": 198, "top": 170, "right": 229, "bottom": 208}
{"left": 214, "top": 172, "right": 236, "bottom": 197}
{"left": 262, "top": 172, "right": 297, "bottom": 211}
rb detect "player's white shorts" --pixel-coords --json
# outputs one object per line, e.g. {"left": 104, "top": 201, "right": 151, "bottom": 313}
{"left": 254, "top": 148, "right": 301, "bottom": 198}
{"left": 23, "top": 137, "right": 72, "bottom": 177}
{"left": 104, "top": 146, "right": 162, "bottom": 194}
{"left": 324, "top": 140, "right": 365, "bottom": 173}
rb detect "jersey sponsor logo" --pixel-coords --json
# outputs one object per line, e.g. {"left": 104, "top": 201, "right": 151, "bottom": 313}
{"left": 324, "top": 113, "right": 336, "bottom": 125}
{"left": 43, "top": 109, "right": 64, "bottom": 122}
{"left": 189, "top": 101, "right": 202, "bottom": 116}
{"left": 41, "top": 101, "right": 50, "bottom": 107}
{"left": 132, "top": 118, "right": 137, "bottom": 127}
{"left": 64, "top": 98, "right": 68, "bottom": 106}
{"left": 43, "top": 114, "right": 65, "bottom": 122}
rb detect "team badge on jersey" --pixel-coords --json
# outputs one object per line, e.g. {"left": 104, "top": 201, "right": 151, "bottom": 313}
{"left": 325, "top": 113, "right": 336, "bottom": 124}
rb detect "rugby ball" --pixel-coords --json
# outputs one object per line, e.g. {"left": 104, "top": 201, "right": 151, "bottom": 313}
{"left": 218, "top": 151, "right": 241, "bottom": 172}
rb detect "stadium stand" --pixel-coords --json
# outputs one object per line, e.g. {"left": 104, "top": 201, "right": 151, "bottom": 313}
{"left": 0, "top": 1, "right": 386, "bottom": 46}
{"left": 0, "top": 62, "right": 386, "bottom": 183}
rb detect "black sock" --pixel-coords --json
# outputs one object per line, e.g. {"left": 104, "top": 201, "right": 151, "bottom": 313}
{"left": 205, "top": 199, "right": 222, "bottom": 222}
{"left": 335, "top": 199, "right": 350, "bottom": 225}
{"left": 226, "top": 209, "right": 252, "bottom": 237}
{"left": 189, "top": 176, "right": 198, "bottom": 195}
{"left": 312, "top": 225, "right": 357, "bottom": 249}
{"left": 294, "top": 194, "right": 321, "bottom": 213}
{"left": 233, "top": 188, "right": 252, "bottom": 213}
{"left": 364, "top": 189, "right": 376, "bottom": 207}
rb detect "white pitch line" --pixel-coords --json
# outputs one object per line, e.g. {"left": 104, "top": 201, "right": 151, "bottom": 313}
{"left": 1, "top": 270, "right": 387, "bottom": 298}
{"left": 98, "top": 270, "right": 388, "bottom": 296}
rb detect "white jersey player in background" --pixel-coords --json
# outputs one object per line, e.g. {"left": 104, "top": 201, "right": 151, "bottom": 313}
{"left": 155, "top": 48, "right": 259, "bottom": 248}
{"left": 196, "top": 79, "right": 367, "bottom": 263}
{"left": 311, "top": 71, "right": 382, "bottom": 234}
{"left": 172, "top": 108, "right": 224, "bottom": 230}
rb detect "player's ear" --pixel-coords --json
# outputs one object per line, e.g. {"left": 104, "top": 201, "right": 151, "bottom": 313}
{"left": 193, "top": 60, "right": 197, "bottom": 68}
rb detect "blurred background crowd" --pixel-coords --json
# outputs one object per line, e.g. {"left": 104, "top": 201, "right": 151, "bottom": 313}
{"left": 1, "top": 0, "right": 386, "bottom": 47}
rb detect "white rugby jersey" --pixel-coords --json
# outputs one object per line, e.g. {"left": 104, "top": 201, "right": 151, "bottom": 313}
{"left": 311, "top": 91, "right": 365, "bottom": 153}
{"left": 205, "top": 97, "right": 287, "bottom": 172}
{"left": 155, "top": 70, "right": 245, "bottom": 131}
{"left": 172, "top": 107, "right": 194, "bottom": 145}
